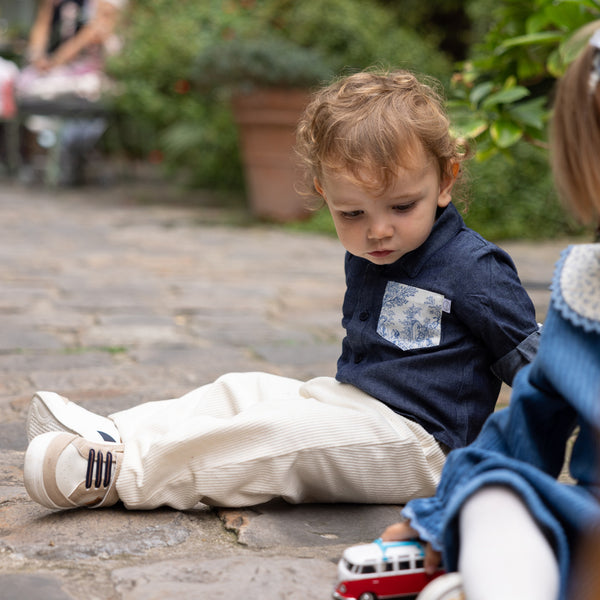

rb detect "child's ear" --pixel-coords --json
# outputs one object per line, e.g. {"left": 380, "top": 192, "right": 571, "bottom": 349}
{"left": 438, "top": 163, "right": 458, "bottom": 208}
{"left": 314, "top": 177, "right": 326, "bottom": 199}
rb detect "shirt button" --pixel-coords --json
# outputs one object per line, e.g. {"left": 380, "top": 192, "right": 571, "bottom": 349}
{"left": 359, "top": 311, "right": 370, "bottom": 321}
{"left": 354, "top": 354, "right": 364, "bottom": 363}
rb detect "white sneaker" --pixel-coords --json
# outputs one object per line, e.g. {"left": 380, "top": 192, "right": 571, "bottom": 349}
{"left": 24, "top": 431, "right": 123, "bottom": 509}
{"left": 417, "top": 572, "right": 464, "bottom": 600}
{"left": 26, "top": 391, "right": 121, "bottom": 443}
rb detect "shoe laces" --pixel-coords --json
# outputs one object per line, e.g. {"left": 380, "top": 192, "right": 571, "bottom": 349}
{"left": 85, "top": 448, "right": 114, "bottom": 489}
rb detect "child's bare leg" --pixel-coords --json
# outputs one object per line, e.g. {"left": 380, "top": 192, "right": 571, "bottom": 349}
{"left": 458, "top": 485, "right": 559, "bottom": 600}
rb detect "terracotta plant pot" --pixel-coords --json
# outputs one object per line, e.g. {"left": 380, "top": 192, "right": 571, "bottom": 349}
{"left": 231, "top": 88, "right": 312, "bottom": 222}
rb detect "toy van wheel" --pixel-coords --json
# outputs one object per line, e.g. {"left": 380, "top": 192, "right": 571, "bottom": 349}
{"left": 358, "top": 593, "right": 376, "bottom": 600}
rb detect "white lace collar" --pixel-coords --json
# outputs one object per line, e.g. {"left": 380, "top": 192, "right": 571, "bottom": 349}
{"left": 552, "top": 244, "right": 600, "bottom": 333}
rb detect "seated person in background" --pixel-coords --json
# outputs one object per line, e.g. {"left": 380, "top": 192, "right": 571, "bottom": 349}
{"left": 16, "top": 0, "right": 127, "bottom": 185}
{"left": 25, "top": 0, "right": 125, "bottom": 81}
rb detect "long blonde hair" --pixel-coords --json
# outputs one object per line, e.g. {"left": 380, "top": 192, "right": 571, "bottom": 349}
{"left": 551, "top": 36, "right": 600, "bottom": 224}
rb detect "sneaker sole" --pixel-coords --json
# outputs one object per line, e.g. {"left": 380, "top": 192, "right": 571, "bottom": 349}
{"left": 27, "top": 391, "right": 121, "bottom": 443}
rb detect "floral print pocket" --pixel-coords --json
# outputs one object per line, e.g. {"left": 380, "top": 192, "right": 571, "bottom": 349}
{"left": 377, "top": 281, "right": 446, "bottom": 350}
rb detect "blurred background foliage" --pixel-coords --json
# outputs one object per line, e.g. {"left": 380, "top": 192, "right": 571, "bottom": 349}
{"left": 2, "top": 0, "right": 597, "bottom": 239}
{"left": 106, "top": 0, "right": 453, "bottom": 190}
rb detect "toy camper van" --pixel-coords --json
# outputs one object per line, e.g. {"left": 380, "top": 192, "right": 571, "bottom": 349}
{"left": 333, "top": 538, "right": 444, "bottom": 600}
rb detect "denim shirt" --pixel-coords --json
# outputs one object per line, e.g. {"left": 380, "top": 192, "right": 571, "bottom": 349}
{"left": 336, "top": 203, "right": 540, "bottom": 449}
{"left": 403, "top": 244, "right": 600, "bottom": 600}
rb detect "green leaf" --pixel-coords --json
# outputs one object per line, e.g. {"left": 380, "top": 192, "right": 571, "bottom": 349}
{"left": 544, "top": 3, "right": 592, "bottom": 31}
{"left": 513, "top": 54, "right": 547, "bottom": 81}
{"left": 559, "top": 20, "right": 600, "bottom": 66}
{"left": 475, "top": 144, "right": 500, "bottom": 162}
{"left": 490, "top": 119, "right": 523, "bottom": 148}
{"left": 466, "top": 120, "right": 489, "bottom": 139}
{"left": 526, "top": 11, "right": 552, "bottom": 34}
{"left": 547, "top": 48, "right": 565, "bottom": 78}
{"left": 507, "top": 97, "right": 547, "bottom": 130}
{"left": 498, "top": 31, "right": 565, "bottom": 51}
{"left": 469, "top": 82, "right": 494, "bottom": 106}
{"left": 580, "top": 0, "right": 600, "bottom": 10}
{"left": 482, "top": 86, "right": 530, "bottom": 110}
{"left": 451, "top": 119, "right": 489, "bottom": 140}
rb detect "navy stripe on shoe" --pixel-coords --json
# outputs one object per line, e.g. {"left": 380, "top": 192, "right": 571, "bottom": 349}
{"left": 98, "top": 431, "right": 116, "bottom": 442}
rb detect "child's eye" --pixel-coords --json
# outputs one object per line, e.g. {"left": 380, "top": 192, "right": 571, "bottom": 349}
{"left": 340, "top": 210, "right": 363, "bottom": 219}
{"left": 394, "top": 202, "right": 416, "bottom": 213}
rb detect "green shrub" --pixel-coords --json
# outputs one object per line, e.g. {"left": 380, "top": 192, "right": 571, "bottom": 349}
{"left": 463, "top": 141, "right": 583, "bottom": 240}
{"left": 251, "top": 0, "right": 453, "bottom": 81}
{"left": 106, "top": 0, "right": 583, "bottom": 241}
{"left": 192, "top": 37, "right": 334, "bottom": 93}
{"left": 107, "top": 0, "right": 452, "bottom": 189}
{"left": 106, "top": 1, "right": 243, "bottom": 188}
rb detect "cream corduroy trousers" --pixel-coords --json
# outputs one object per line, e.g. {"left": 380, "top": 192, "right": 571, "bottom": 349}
{"left": 110, "top": 373, "right": 446, "bottom": 509}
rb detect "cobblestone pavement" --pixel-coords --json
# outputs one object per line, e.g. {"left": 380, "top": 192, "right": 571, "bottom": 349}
{"left": 0, "top": 179, "right": 570, "bottom": 599}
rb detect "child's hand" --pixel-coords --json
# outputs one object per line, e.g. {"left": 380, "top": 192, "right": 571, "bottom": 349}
{"left": 380, "top": 521, "right": 442, "bottom": 575}
{"left": 32, "top": 56, "right": 53, "bottom": 72}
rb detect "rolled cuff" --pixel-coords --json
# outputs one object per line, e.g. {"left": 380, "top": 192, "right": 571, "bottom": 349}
{"left": 491, "top": 326, "right": 541, "bottom": 385}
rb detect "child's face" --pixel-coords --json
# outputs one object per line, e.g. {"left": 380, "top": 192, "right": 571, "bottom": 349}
{"left": 316, "top": 153, "right": 454, "bottom": 265}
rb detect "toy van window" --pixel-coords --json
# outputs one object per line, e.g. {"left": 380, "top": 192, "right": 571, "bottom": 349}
{"left": 359, "top": 565, "right": 376, "bottom": 574}
{"left": 399, "top": 560, "right": 410, "bottom": 570}
{"left": 416, "top": 559, "right": 424, "bottom": 569}
{"left": 343, "top": 559, "right": 355, "bottom": 571}
{"left": 384, "top": 562, "right": 395, "bottom": 572}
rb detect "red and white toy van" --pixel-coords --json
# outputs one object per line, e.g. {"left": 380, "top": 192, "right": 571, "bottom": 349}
{"left": 333, "top": 538, "right": 444, "bottom": 600}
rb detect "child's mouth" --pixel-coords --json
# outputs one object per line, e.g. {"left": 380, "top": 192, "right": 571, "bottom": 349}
{"left": 369, "top": 250, "right": 393, "bottom": 258}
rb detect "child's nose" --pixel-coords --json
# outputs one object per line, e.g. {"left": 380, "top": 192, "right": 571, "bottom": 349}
{"left": 368, "top": 219, "right": 393, "bottom": 240}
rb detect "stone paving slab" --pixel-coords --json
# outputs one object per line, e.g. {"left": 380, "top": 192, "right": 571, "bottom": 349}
{"left": 0, "top": 180, "right": 570, "bottom": 599}
{"left": 218, "top": 502, "right": 404, "bottom": 548}
{"left": 111, "top": 556, "right": 337, "bottom": 600}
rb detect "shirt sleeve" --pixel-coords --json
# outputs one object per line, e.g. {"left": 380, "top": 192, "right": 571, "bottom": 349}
{"left": 491, "top": 327, "right": 541, "bottom": 384}
{"left": 454, "top": 248, "right": 540, "bottom": 385}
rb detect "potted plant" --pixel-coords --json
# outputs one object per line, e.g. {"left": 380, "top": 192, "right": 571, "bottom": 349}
{"left": 188, "top": 0, "right": 453, "bottom": 222}
{"left": 193, "top": 35, "right": 333, "bottom": 222}
{"left": 106, "top": 1, "right": 454, "bottom": 214}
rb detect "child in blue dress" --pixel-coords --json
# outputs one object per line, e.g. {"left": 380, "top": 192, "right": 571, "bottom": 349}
{"left": 381, "top": 31, "right": 600, "bottom": 600}
{"left": 22, "top": 70, "right": 539, "bottom": 512}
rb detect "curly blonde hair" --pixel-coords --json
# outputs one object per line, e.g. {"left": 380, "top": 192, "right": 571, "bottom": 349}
{"left": 295, "top": 69, "right": 467, "bottom": 199}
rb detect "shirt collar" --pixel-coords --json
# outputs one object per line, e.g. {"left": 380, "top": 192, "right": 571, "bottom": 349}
{"left": 390, "top": 203, "right": 464, "bottom": 278}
